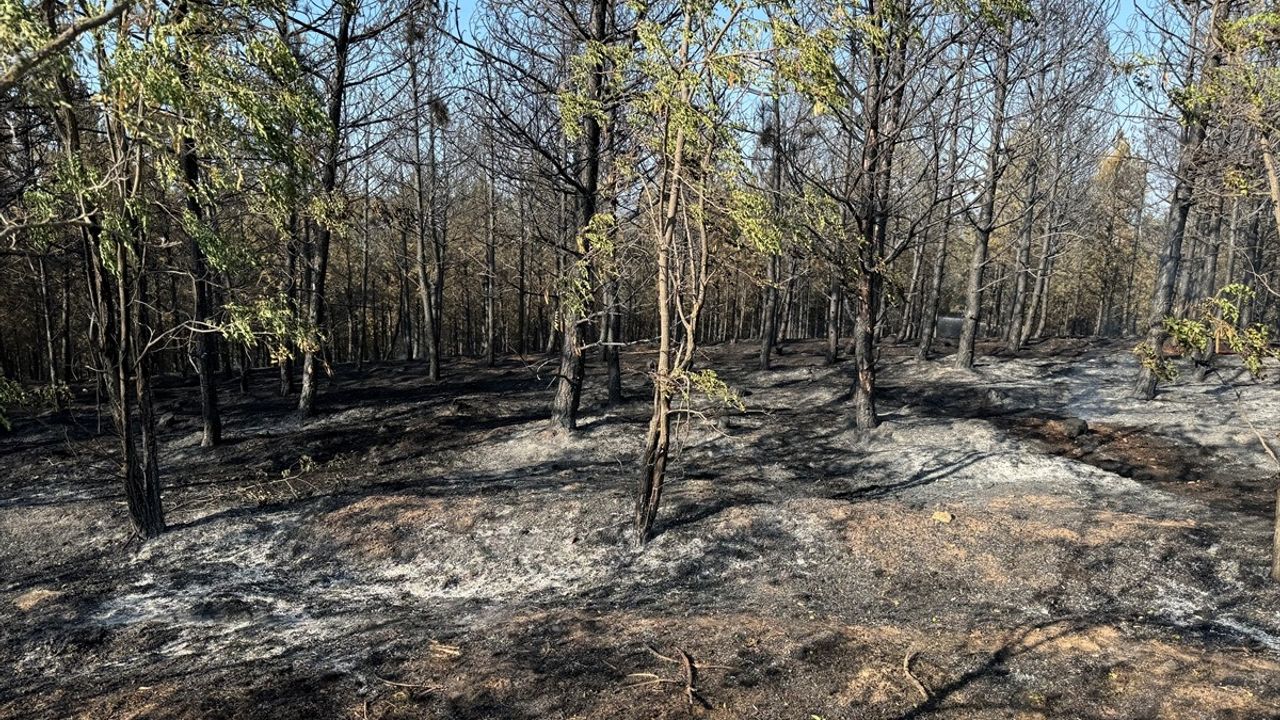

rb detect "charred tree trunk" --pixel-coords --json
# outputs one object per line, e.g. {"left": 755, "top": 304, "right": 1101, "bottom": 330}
{"left": 174, "top": 0, "right": 221, "bottom": 446}
{"left": 484, "top": 122, "right": 498, "bottom": 367}
{"left": 1006, "top": 158, "right": 1039, "bottom": 352}
{"left": 1134, "top": 140, "right": 1202, "bottom": 398}
{"left": 956, "top": 31, "right": 1009, "bottom": 370}
{"left": 550, "top": 0, "right": 607, "bottom": 431}
{"left": 299, "top": 4, "right": 353, "bottom": 416}
{"left": 635, "top": 77, "right": 689, "bottom": 545}
{"left": 825, "top": 262, "right": 841, "bottom": 365}
{"left": 1134, "top": 30, "right": 1216, "bottom": 395}
{"left": 45, "top": 0, "right": 163, "bottom": 536}
{"left": 851, "top": 265, "right": 879, "bottom": 429}
{"left": 916, "top": 67, "right": 964, "bottom": 361}
{"left": 180, "top": 136, "right": 221, "bottom": 447}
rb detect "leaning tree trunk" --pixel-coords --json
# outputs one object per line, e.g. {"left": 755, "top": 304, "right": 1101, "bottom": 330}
{"left": 1135, "top": 8, "right": 1219, "bottom": 397}
{"left": 1134, "top": 134, "right": 1204, "bottom": 398}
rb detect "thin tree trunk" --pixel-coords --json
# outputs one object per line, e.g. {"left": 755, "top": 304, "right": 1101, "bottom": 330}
{"left": 825, "top": 263, "right": 841, "bottom": 364}
{"left": 1006, "top": 158, "right": 1039, "bottom": 351}
{"left": 550, "top": 0, "right": 607, "bottom": 430}
{"left": 956, "top": 31, "right": 1009, "bottom": 370}
{"left": 484, "top": 136, "right": 497, "bottom": 367}
{"left": 635, "top": 58, "right": 689, "bottom": 545}
{"left": 177, "top": 85, "right": 220, "bottom": 444}
{"left": 1134, "top": 134, "right": 1203, "bottom": 398}
{"left": 299, "top": 5, "right": 353, "bottom": 416}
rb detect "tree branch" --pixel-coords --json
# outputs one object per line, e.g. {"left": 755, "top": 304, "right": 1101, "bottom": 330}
{"left": 0, "top": 0, "right": 133, "bottom": 96}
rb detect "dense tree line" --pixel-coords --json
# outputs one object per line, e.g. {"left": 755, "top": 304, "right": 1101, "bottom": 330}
{"left": 3, "top": 0, "right": 1280, "bottom": 541}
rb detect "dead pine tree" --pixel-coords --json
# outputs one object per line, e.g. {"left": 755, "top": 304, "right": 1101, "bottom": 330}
{"left": 956, "top": 20, "right": 1013, "bottom": 371}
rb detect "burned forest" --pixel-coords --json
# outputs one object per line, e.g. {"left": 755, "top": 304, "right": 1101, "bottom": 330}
{"left": 5, "top": 0, "right": 1280, "bottom": 716}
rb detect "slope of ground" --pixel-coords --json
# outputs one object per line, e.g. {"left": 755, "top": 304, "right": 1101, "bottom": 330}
{"left": 2, "top": 339, "right": 1279, "bottom": 719}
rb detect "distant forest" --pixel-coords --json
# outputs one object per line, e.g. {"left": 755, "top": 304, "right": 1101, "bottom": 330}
{"left": 2, "top": 0, "right": 1278, "bottom": 540}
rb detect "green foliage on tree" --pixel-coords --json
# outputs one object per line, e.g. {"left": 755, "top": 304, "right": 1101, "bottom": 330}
{"left": 0, "top": 376, "right": 68, "bottom": 431}
{"left": 1135, "top": 284, "right": 1279, "bottom": 382}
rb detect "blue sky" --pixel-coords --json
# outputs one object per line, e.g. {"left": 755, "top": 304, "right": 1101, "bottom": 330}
{"left": 449, "top": 0, "right": 1150, "bottom": 33}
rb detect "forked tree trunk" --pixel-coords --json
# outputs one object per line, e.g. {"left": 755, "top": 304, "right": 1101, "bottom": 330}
{"left": 635, "top": 383, "right": 671, "bottom": 544}
{"left": 635, "top": 25, "right": 696, "bottom": 544}
{"left": 956, "top": 31, "right": 1010, "bottom": 370}
{"left": 46, "top": 0, "right": 163, "bottom": 536}
{"left": 1135, "top": 3, "right": 1218, "bottom": 397}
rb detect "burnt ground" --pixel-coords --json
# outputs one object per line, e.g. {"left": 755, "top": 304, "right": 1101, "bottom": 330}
{"left": 3, "top": 338, "right": 1280, "bottom": 719}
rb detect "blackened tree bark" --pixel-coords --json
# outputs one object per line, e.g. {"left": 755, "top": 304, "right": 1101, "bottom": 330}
{"left": 1006, "top": 156, "right": 1039, "bottom": 352}
{"left": 956, "top": 27, "right": 1010, "bottom": 370}
{"left": 917, "top": 65, "right": 965, "bottom": 361}
{"left": 550, "top": 0, "right": 607, "bottom": 431}
{"left": 42, "top": 0, "right": 163, "bottom": 536}
{"left": 174, "top": 0, "right": 220, "bottom": 446}
{"left": 1134, "top": 3, "right": 1218, "bottom": 399}
{"left": 298, "top": 3, "right": 354, "bottom": 417}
